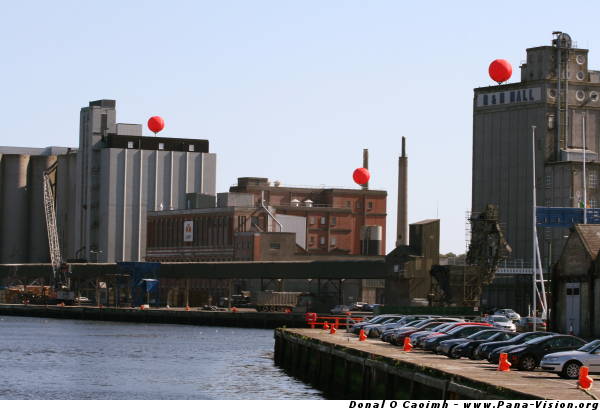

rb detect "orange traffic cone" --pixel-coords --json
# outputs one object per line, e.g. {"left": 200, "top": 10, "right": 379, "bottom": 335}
{"left": 498, "top": 353, "right": 511, "bottom": 372}
{"left": 330, "top": 325, "right": 336, "bottom": 334}
{"left": 403, "top": 337, "right": 413, "bottom": 352}
{"left": 231, "top": 307, "right": 238, "bottom": 313}
{"left": 323, "top": 321, "right": 330, "bottom": 330}
{"left": 578, "top": 366, "right": 593, "bottom": 390}
{"left": 359, "top": 329, "right": 367, "bottom": 341}
{"left": 185, "top": 305, "right": 190, "bottom": 312}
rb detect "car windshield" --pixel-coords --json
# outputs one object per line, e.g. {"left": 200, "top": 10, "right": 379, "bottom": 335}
{"left": 491, "top": 316, "right": 510, "bottom": 322}
{"left": 448, "top": 325, "right": 472, "bottom": 335}
{"left": 370, "top": 316, "right": 391, "bottom": 324}
{"left": 468, "top": 330, "right": 498, "bottom": 340}
{"left": 525, "top": 335, "right": 553, "bottom": 345}
{"left": 578, "top": 340, "right": 600, "bottom": 352}
{"left": 402, "top": 320, "right": 421, "bottom": 327}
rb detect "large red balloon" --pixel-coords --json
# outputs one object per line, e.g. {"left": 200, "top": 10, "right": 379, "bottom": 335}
{"left": 353, "top": 168, "right": 370, "bottom": 185}
{"left": 148, "top": 116, "right": 165, "bottom": 134}
{"left": 489, "top": 59, "right": 512, "bottom": 83}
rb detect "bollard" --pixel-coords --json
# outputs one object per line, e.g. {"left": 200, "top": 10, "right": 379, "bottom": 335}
{"left": 323, "top": 321, "right": 330, "bottom": 330}
{"left": 403, "top": 337, "right": 413, "bottom": 352}
{"left": 498, "top": 353, "right": 511, "bottom": 372}
{"left": 359, "top": 329, "right": 367, "bottom": 341}
{"left": 578, "top": 366, "right": 593, "bottom": 390}
{"left": 330, "top": 325, "right": 336, "bottom": 335}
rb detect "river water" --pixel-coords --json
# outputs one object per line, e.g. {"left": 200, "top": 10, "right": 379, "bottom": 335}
{"left": 0, "top": 316, "right": 322, "bottom": 400}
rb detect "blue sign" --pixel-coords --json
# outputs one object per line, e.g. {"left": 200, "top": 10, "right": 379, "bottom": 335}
{"left": 536, "top": 207, "right": 600, "bottom": 227}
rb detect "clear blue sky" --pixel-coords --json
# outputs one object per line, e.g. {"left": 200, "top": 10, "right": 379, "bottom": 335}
{"left": 2, "top": 1, "right": 599, "bottom": 254}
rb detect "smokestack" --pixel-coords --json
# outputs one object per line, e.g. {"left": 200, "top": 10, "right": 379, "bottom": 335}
{"left": 362, "top": 148, "right": 369, "bottom": 190}
{"left": 396, "top": 137, "right": 408, "bottom": 247}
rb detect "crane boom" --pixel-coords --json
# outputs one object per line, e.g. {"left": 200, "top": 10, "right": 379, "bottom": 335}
{"left": 43, "top": 171, "right": 62, "bottom": 284}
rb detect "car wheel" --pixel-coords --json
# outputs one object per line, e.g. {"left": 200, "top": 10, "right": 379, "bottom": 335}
{"left": 449, "top": 346, "right": 461, "bottom": 359}
{"left": 468, "top": 351, "right": 477, "bottom": 360}
{"left": 560, "top": 361, "right": 581, "bottom": 379}
{"left": 519, "top": 355, "right": 537, "bottom": 371}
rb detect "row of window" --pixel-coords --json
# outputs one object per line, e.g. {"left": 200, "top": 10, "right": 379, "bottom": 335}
{"left": 341, "top": 200, "right": 374, "bottom": 210}
{"left": 126, "top": 141, "right": 196, "bottom": 151}
{"left": 308, "top": 236, "right": 337, "bottom": 246}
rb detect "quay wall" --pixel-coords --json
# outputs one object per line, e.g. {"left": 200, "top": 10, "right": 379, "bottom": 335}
{"left": 0, "top": 304, "right": 306, "bottom": 329}
{"left": 274, "top": 329, "right": 546, "bottom": 400}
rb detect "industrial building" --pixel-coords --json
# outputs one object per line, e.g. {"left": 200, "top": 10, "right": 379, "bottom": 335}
{"left": 229, "top": 176, "right": 387, "bottom": 255}
{"left": 0, "top": 99, "right": 216, "bottom": 264}
{"left": 552, "top": 224, "right": 600, "bottom": 338}
{"left": 472, "top": 32, "right": 600, "bottom": 271}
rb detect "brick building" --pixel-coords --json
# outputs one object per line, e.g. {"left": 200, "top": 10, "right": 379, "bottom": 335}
{"left": 230, "top": 177, "right": 387, "bottom": 255}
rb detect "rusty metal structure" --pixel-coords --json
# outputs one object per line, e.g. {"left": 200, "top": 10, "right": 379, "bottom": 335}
{"left": 431, "top": 204, "right": 511, "bottom": 307}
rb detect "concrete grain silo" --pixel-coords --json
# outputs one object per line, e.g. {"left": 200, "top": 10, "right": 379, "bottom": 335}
{"left": 1, "top": 154, "right": 30, "bottom": 263}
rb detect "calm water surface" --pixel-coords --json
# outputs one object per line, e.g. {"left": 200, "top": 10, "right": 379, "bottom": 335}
{"left": 0, "top": 315, "right": 322, "bottom": 400}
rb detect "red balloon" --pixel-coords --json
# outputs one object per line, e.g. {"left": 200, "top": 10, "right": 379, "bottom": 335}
{"left": 489, "top": 59, "right": 512, "bottom": 83}
{"left": 353, "top": 168, "right": 370, "bottom": 185}
{"left": 148, "top": 116, "right": 165, "bottom": 134}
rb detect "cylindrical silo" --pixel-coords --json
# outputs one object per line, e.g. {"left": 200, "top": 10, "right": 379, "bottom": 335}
{"left": 1, "top": 154, "right": 30, "bottom": 263}
{"left": 29, "top": 155, "right": 57, "bottom": 262}
{"left": 360, "top": 225, "right": 382, "bottom": 256}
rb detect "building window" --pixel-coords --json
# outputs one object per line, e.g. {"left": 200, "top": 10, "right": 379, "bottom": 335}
{"left": 330, "top": 236, "right": 336, "bottom": 246}
{"left": 356, "top": 201, "right": 361, "bottom": 209}
{"left": 320, "top": 216, "right": 326, "bottom": 225}
{"left": 589, "top": 172, "right": 597, "bottom": 189}
{"left": 127, "top": 141, "right": 134, "bottom": 149}
{"left": 345, "top": 201, "right": 351, "bottom": 208}
{"left": 309, "top": 236, "right": 315, "bottom": 245}
{"left": 545, "top": 175, "right": 552, "bottom": 188}
{"left": 158, "top": 143, "right": 164, "bottom": 150}
{"left": 269, "top": 242, "right": 280, "bottom": 250}
{"left": 331, "top": 216, "right": 337, "bottom": 226}
{"left": 368, "top": 201, "right": 373, "bottom": 210}
{"left": 309, "top": 217, "right": 315, "bottom": 225}
{"left": 189, "top": 144, "right": 194, "bottom": 152}
{"left": 319, "top": 236, "right": 325, "bottom": 245}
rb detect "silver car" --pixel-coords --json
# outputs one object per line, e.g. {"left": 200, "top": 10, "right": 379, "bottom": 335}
{"left": 540, "top": 339, "right": 600, "bottom": 379}
{"left": 494, "top": 309, "right": 521, "bottom": 321}
{"left": 485, "top": 315, "right": 516, "bottom": 332}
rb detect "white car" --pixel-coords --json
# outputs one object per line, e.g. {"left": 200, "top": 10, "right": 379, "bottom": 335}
{"left": 540, "top": 339, "right": 600, "bottom": 379}
{"left": 494, "top": 309, "right": 521, "bottom": 321}
{"left": 485, "top": 315, "right": 516, "bottom": 332}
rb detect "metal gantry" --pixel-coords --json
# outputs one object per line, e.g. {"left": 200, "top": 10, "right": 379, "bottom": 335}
{"left": 43, "top": 170, "right": 62, "bottom": 284}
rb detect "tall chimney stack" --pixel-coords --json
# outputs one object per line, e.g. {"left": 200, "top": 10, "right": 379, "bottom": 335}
{"left": 362, "top": 148, "right": 369, "bottom": 190}
{"left": 396, "top": 137, "right": 408, "bottom": 246}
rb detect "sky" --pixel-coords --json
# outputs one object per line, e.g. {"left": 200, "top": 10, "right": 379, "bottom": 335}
{"left": 2, "top": 1, "right": 600, "bottom": 254}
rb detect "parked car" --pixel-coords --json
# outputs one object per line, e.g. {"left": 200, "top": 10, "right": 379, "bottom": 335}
{"left": 437, "top": 329, "right": 510, "bottom": 359}
{"left": 484, "top": 315, "right": 517, "bottom": 332}
{"left": 424, "top": 325, "right": 492, "bottom": 352}
{"left": 475, "top": 331, "right": 553, "bottom": 361}
{"left": 330, "top": 305, "right": 350, "bottom": 314}
{"left": 350, "top": 314, "right": 401, "bottom": 334}
{"left": 490, "top": 334, "right": 586, "bottom": 371}
{"left": 516, "top": 317, "right": 547, "bottom": 332}
{"left": 494, "top": 308, "right": 521, "bottom": 321}
{"left": 387, "top": 318, "right": 463, "bottom": 345}
{"left": 540, "top": 339, "right": 600, "bottom": 379}
{"left": 411, "top": 322, "right": 471, "bottom": 347}
{"left": 363, "top": 315, "right": 406, "bottom": 337}
{"left": 453, "top": 330, "right": 517, "bottom": 359}
{"left": 75, "top": 296, "right": 90, "bottom": 303}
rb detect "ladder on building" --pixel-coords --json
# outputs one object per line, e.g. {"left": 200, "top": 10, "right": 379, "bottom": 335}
{"left": 43, "top": 170, "right": 62, "bottom": 285}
